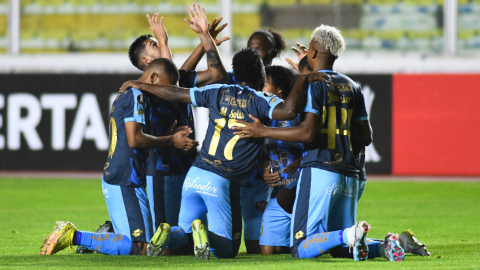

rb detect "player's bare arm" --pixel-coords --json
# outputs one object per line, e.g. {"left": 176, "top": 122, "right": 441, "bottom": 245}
{"left": 183, "top": 4, "right": 227, "bottom": 86}
{"left": 270, "top": 72, "right": 329, "bottom": 120}
{"left": 147, "top": 13, "right": 173, "bottom": 60}
{"left": 120, "top": 81, "right": 192, "bottom": 104}
{"left": 282, "top": 157, "right": 303, "bottom": 174}
{"left": 356, "top": 120, "right": 373, "bottom": 146}
{"left": 234, "top": 112, "right": 318, "bottom": 143}
{"left": 125, "top": 121, "right": 197, "bottom": 151}
{"left": 262, "top": 146, "right": 279, "bottom": 187}
{"left": 181, "top": 17, "right": 230, "bottom": 71}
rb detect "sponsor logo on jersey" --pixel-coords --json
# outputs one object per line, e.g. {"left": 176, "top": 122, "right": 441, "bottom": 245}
{"left": 256, "top": 200, "right": 268, "bottom": 213}
{"left": 295, "top": 230, "right": 304, "bottom": 240}
{"left": 326, "top": 182, "right": 357, "bottom": 197}
{"left": 132, "top": 229, "right": 143, "bottom": 237}
{"left": 184, "top": 177, "right": 218, "bottom": 197}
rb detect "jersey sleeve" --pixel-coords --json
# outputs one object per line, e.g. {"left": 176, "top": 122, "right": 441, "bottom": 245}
{"left": 189, "top": 84, "right": 223, "bottom": 108}
{"left": 354, "top": 87, "right": 369, "bottom": 121}
{"left": 178, "top": 70, "right": 198, "bottom": 88}
{"left": 123, "top": 89, "right": 146, "bottom": 125}
{"left": 253, "top": 91, "right": 284, "bottom": 119}
{"left": 214, "top": 71, "right": 236, "bottom": 85}
{"left": 303, "top": 83, "right": 321, "bottom": 115}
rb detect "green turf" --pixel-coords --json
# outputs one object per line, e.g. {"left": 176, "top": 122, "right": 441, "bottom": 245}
{"left": 0, "top": 178, "right": 479, "bottom": 269}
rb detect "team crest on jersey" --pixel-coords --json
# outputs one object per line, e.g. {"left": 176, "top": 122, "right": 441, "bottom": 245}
{"left": 280, "top": 121, "right": 288, "bottom": 127}
{"left": 234, "top": 232, "right": 241, "bottom": 240}
{"left": 295, "top": 231, "right": 304, "bottom": 239}
{"left": 132, "top": 229, "right": 143, "bottom": 237}
{"left": 137, "top": 94, "right": 145, "bottom": 105}
{"left": 137, "top": 108, "right": 144, "bottom": 115}
{"left": 270, "top": 97, "right": 277, "bottom": 104}
{"left": 335, "top": 153, "right": 343, "bottom": 162}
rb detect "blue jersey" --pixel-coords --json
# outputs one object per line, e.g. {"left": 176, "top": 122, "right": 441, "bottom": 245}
{"left": 215, "top": 71, "right": 237, "bottom": 85}
{"left": 144, "top": 71, "right": 198, "bottom": 176}
{"left": 103, "top": 88, "right": 147, "bottom": 187}
{"left": 267, "top": 116, "right": 305, "bottom": 197}
{"left": 301, "top": 71, "right": 369, "bottom": 179}
{"left": 190, "top": 84, "right": 283, "bottom": 185}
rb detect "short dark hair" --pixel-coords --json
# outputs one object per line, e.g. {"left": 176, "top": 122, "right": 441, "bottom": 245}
{"left": 128, "top": 34, "right": 152, "bottom": 71}
{"left": 250, "top": 28, "right": 287, "bottom": 60}
{"left": 265, "top": 65, "right": 295, "bottom": 98}
{"left": 232, "top": 48, "right": 264, "bottom": 86}
{"left": 146, "top": 58, "right": 179, "bottom": 84}
{"left": 298, "top": 56, "right": 313, "bottom": 73}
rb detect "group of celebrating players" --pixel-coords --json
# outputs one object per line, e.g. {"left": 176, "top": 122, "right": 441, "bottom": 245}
{"left": 39, "top": 3, "right": 430, "bottom": 261}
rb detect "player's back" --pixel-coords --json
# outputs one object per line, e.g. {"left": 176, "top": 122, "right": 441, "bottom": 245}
{"left": 191, "top": 84, "right": 283, "bottom": 186}
{"left": 301, "top": 71, "right": 368, "bottom": 179}
{"left": 103, "top": 88, "right": 147, "bottom": 186}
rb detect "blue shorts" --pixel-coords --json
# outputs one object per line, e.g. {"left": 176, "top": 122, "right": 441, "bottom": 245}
{"left": 259, "top": 198, "right": 291, "bottom": 247}
{"left": 178, "top": 166, "right": 242, "bottom": 244}
{"left": 240, "top": 178, "right": 271, "bottom": 241}
{"left": 147, "top": 173, "right": 186, "bottom": 230}
{"left": 290, "top": 168, "right": 364, "bottom": 248}
{"left": 102, "top": 179, "right": 153, "bottom": 242}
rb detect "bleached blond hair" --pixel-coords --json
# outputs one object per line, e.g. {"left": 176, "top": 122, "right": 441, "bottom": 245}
{"left": 311, "top": 25, "right": 345, "bottom": 57}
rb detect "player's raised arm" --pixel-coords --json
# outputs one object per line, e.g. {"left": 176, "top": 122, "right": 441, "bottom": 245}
{"left": 147, "top": 13, "right": 173, "bottom": 60}
{"left": 183, "top": 4, "right": 227, "bottom": 86}
{"left": 270, "top": 72, "right": 329, "bottom": 120}
{"left": 181, "top": 17, "right": 230, "bottom": 71}
{"left": 121, "top": 81, "right": 192, "bottom": 104}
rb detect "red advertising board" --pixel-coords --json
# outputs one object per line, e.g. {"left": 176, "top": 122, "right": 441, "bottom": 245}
{"left": 392, "top": 74, "right": 480, "bottom": 175}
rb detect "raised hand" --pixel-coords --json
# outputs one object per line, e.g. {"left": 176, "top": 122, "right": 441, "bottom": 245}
{"left": 208, "top": 17, "right": 230, "bottom": 46}
{"left": 305, "top": 72, "right": 330, "bottom": 84}
{"left": 184, "top": 3, "right": 208, "bottom": 35}
{"left": 147, "top": 13, "right": 168, "bottom": 43}
{"left": 286, "top": 42, "right": 308, "bottom": 73}
{"left": 164, "top": 120, "right": 192, "bottom": 136}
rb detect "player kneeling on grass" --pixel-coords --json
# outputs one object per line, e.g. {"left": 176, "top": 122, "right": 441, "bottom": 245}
{"left": 39, "top": 58, "right": 198, "bottom": 256}
{"left": 118, "top": 42, "right": 329, "bottom": 260}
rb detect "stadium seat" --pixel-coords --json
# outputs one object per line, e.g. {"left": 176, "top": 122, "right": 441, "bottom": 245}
{"left": 232, "top": 13, "right": 260, "bottom": 37}
{"left": 36, "top": 0, "right": 65, "bottom": 6}
{"left": 266, "top": 0, "right": 296, "bottom": 6}
{"left": 67, "top": 0, "right": 97, "bottom": 6}
{"left": 366, "top": 0, "right": 399, "bottom": 5}
{"left": 300, "top": 0, "right": 332, "bottom": 6}
{"left": 0, "top": 15, "right": 6, "bottom": 38}
{"left": 339, "top": 0, "right": 365, "bottom": 5}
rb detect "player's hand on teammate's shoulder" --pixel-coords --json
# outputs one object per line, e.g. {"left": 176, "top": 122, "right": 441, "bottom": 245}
{"left": 147, "top": 13, "right": 168, "bottom": 43}
{"left": 184, "top": 3, "right": 208, "bottom": 35}
{"left": 208, "top": 17, "right": 230, "bottom": 46}
{"left": 286, "top": 42, "right": 308, "bottom": 73}
{"left": 263, "top": 165, "right": 280, "bottom": 187}
{"left": 304, "top": 72, "right": 330, "bottom": 83}
{"left": 119, "top": 80, "right": 138, "bottom": 93}
{"left": 172, "top": 128, "right": 199, "bottom": 151}
{"left": 233, "top": 114, "right": 265, "bottom": 139}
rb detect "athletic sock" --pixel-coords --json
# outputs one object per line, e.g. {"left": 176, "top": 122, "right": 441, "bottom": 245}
{"left": 76, "top": 231, "right": 132, "bottom": 255}
{"left": 330, "top": 239, "right": 383, "bottom": 259}
{"left": 208, "top": 231, "right": 233, "bottom": 258}
{"left": 297, "top": 230, "right": 344, "bottom": 258}
{"left": 167, "top": 226, "right": 188, "bottom": 249}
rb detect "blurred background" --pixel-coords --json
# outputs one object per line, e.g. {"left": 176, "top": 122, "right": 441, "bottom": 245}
{"left": 0, "top": 0, "right": 479, "bottom": 176}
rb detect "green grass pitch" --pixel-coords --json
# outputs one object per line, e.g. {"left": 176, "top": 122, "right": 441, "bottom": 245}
{"left": 0, "top": 178, "right": 479, "bottom": 269}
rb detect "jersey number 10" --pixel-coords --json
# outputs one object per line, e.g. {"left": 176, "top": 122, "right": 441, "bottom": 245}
{"left": 208, "top": 118, "right": 245, "bottom": 160}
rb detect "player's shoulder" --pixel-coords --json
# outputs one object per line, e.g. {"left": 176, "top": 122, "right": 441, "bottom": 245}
{"left": 117, "top": 88, "right": 146, "bottom": 107}
{"left": 332, "top": 72, "right": 360, "bottom": 89}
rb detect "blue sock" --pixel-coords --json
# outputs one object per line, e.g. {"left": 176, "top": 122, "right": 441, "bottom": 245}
{"left": 297, "top": 230, "right": 345, "bottom": 258}
{"left": 168, "top": 226, "right": 188, "bottom": 249}
{"left": 209, "top": 231, "right": 233, "bottom": 258}
{"left": 76, "top": 231, "right": 132, "bottom": 255}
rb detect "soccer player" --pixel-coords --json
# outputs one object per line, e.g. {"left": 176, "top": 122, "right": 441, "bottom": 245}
{"left": 232, "top": 25, "right": 380, "bottom": 260}
{"left": 119, "top": 36, "right": 330, "bottom": 260}
{"left": 257, "top": 65, "right": 300, "bottom": 255}
{"left": 39, "top": 59, "right": 198, "bottom": 256}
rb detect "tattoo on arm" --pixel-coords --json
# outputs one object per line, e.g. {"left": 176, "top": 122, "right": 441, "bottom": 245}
{"left": 206, "top": 49, "right": 220, "bottom": 69}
